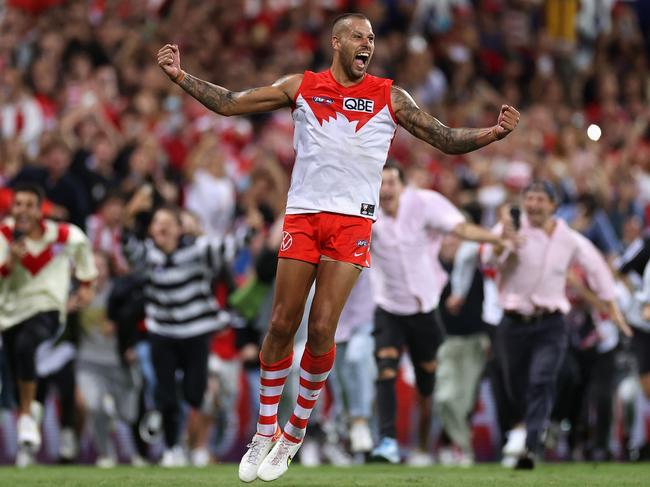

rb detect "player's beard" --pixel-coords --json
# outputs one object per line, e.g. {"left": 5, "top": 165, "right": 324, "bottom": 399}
{"left": 345, "top": 49, "right": 368, "bottom": 81}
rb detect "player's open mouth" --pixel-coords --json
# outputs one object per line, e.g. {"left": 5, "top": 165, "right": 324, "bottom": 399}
{"left": 354, "top": 52, "right": 370, "bottom": 69}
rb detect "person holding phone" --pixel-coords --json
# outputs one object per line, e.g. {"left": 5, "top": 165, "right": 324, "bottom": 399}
{"left": 0, "top": 183, "right": 98, "bottom": 466}
{"left": 483, "top": 180, "right": 632, "bottom": 470}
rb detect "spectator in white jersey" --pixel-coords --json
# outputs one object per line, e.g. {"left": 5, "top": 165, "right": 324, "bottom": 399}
{"left": 121, "top": 186, "right": 233, "bottom": 467}
{"left": 370, "top": 163, "right": 510, "bottom": 465}
{"left": 0, "top": 182, "right": 97, "bottom": 466}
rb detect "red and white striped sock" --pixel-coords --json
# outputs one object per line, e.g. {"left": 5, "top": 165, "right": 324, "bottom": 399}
{"left": 257, "top": 352, "right": 293, "bottom": 437}
{"left": 283, "top": 345, "right": 336, "bottom": 444}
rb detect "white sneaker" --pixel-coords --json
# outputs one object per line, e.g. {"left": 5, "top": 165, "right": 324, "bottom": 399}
{"left": 457, "top": 451, "right": 475, "bottom": 468}
{"left": 502, "top": 427, "right": 526, "bottom": 457}
{"left": 299, "top": 440, "right": 321, "bottom": 467}
{"left": 257, "top": 435, "right": 303, "bottom": 482}
{"left": 322, "top": 442, "right": 352, "bottom": 466}
{"left": 438, "top": 447, "right": 456, "bottom": 466}
{"left": 15, "top": 446, "right": 35, "bottom": 468}
{"left": 17, "top": 414, "right": 41, "bottom": 450}
{"left": 131, "top": 454, "right": 149, "bottom": 467}
{"left": 349, "top": 421, "right": 373, "bottom": 453}
{"left": 407, "top": 449, "right": 434, "bottom": 467}
{"left": 190, "top": 447, "right": 210, "bottom": 467}
{"left": 96, "top": 455, "right": 117, "bottom": 468}
{"left": 160, "top": 445, "right": 187, "bottom": 467}
{"left": 501, "top": 455, "right": 518, "bottom": 468}
{"left": 59, "top": 427, "right": 78, "bottom": 461}
{"left": 238, "top": 428, "right": 282, "bottom": 483}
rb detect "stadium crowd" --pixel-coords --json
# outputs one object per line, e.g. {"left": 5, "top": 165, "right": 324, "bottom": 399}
{"left": 1, "top": 0, "right": 650, "bottom": 469}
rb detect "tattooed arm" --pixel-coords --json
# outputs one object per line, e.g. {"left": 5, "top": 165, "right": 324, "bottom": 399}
{"left": 157, "top": 44, "right": 301, "bottom": 116}
{"left": 391, "top": 85, "right": 520, "bottom": 154}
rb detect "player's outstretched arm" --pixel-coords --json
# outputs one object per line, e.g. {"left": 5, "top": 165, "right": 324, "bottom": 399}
{"left": 391, "top": 85, "right": 520, "bottom": 154}
{"left": 157, "top": 44, "right": 301, "bottom": 116}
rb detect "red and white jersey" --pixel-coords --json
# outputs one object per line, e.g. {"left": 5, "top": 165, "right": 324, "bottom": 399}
{"left": 288, "top": 70, "right": 397, "bottom": 220}
{"left": 0, "top": 219, "right": 98, "bottom": 330}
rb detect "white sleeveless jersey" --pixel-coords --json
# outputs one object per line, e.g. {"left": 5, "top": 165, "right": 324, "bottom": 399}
{"left": 287, "top": 70, "right": 397, "bottom": 220}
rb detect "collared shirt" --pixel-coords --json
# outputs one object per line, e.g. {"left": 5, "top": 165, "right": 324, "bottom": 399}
{"left": 0, "top": 218, "right": 98, "bottom": 330}
{"left": 485, "top": 217, "right": 615, "bottom": 315}
{"left": 371, "top": 187, "right": 465, "bottom": 315}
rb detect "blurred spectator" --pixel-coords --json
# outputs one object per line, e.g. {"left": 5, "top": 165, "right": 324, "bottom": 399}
{"left": 11, "top": 137, "right": 90, "bottom": 228}
{"left": 77, "top": 251, "right": 142, "bottom": 468}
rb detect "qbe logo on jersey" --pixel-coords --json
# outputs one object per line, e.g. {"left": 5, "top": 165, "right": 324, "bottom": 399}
{"left": 343, "top": 97, "right": 374, "bottom": 113}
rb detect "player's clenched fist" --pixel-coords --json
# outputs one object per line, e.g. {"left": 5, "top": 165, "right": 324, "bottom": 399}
{"left": 157, "top": 44, "right": 182, "bottom": 82}
{"left": 493, "top": 105, "right": 520, "bottom": 140}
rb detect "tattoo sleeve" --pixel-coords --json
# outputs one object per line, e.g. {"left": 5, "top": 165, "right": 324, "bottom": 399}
{"left": 392, "top": 86, "right": 496, "bottom": 154}
{"left": 178, "top": 73, "right": 236, "bottom": 115}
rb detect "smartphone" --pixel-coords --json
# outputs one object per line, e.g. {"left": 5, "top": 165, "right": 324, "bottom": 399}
{"left": 509, "top": 206, "right": 521, "bottom": 231}
{"left": 12, "top": 228, "right": 24, "bottom": 241}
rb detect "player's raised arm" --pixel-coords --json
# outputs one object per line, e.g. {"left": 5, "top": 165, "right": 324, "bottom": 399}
{"left": 391, "top": 85, "right": 520, "bottom": 154}
{"left": 157, "top": 44, "right": 302, "bottom": 116}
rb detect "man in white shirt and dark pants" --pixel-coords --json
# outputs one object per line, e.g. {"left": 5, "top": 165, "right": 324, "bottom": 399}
{"left": 370, "top": 163, "right": 508, "bottom": 465}
{"left": 485, "top": 180, "right": 632, "bottom": 469}
{"left": 0, "top": 183, "right": 97, "bottom": 466}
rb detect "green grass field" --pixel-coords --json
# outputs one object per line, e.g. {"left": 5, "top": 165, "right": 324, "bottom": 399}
{"left": 0, "top": 463, "right": 648, "bottom": 487}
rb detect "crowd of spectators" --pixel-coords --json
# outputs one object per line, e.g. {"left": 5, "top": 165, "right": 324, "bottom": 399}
{"left": 1, "top": 0, "right": 649, "bottom": 466}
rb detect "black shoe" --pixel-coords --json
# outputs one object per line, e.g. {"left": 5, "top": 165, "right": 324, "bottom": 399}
{"left": 514, "top": 452, "right": 535, "bottom": 470}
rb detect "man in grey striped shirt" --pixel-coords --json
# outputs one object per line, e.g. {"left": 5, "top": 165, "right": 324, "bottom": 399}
{"left": 122, "top": 191, "right": 231, "bottom": 467}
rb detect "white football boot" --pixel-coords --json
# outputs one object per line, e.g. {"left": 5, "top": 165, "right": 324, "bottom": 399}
{"left": 257, "top": 435, "right": 303, "bottom": 482}
{"left": 238, "top": 427, "right": 282, "bottom": 482}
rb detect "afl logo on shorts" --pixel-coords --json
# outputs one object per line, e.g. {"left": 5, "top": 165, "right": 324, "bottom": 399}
{"left": 343, "top": 97, "right": 374, "bottom": 113}
{"left": 281, "top": 231, "right": 293, "bottom": 251}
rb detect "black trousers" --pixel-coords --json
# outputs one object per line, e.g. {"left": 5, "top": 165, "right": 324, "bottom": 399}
{"left": 486, "top": 325, "right": 518, "bottom": 444}
{"left": 149, "top": 332, "right": 211, "bottom": 448}
{"left": 552, "top": 347, "right": 616, "bottom": 457}
{"left": 498, "top": 312, "right": 568, "bottom": 453}
{"left": 373, "top": 307, "right": 443, "bottom": 439}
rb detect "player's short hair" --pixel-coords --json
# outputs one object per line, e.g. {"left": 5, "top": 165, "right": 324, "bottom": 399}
{"left": 523, "top": 180, "right": 557, "bottom": 203}
{"left": 383, "top": 161, "right": 405, "bottom": 183}
{"left": 332, "top": 12, "right": 370, "bottom": 33}
{"left": 13, "top": 182, "right": 45, "bottom": 204}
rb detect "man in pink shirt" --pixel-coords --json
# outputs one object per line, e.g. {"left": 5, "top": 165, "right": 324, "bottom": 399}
{"left": 487, "top": 180, "right": 632, "bottom": 469}
{"left": 370, "top": 163, "right": 508, "bottom": 464}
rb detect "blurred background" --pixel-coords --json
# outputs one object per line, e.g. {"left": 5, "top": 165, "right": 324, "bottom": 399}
{"left": 1, "top": 0, "right": 649, "bottom": 468}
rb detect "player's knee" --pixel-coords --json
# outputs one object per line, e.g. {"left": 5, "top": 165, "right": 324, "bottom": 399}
{"left": 267, "top": 315, "right": 296, "bottom": 346}
{"left": 307, "top": 318, "right": 336, "bottom": 351}
{"left": 376, "top": 347, "right": 399, "bottom": 359}
{"left": 378, "top": 367, "right": 397, "bottom": 380}
{"left": 376, "top": 353, "right": 399, "bottom": 381}
{"left": 419, "top": 359, "right": 437, "bottom": 374}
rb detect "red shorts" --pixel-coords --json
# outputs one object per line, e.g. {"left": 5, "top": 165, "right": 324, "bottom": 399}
{"left": 278, "top": 213, "right": 373, "bottom": 268}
